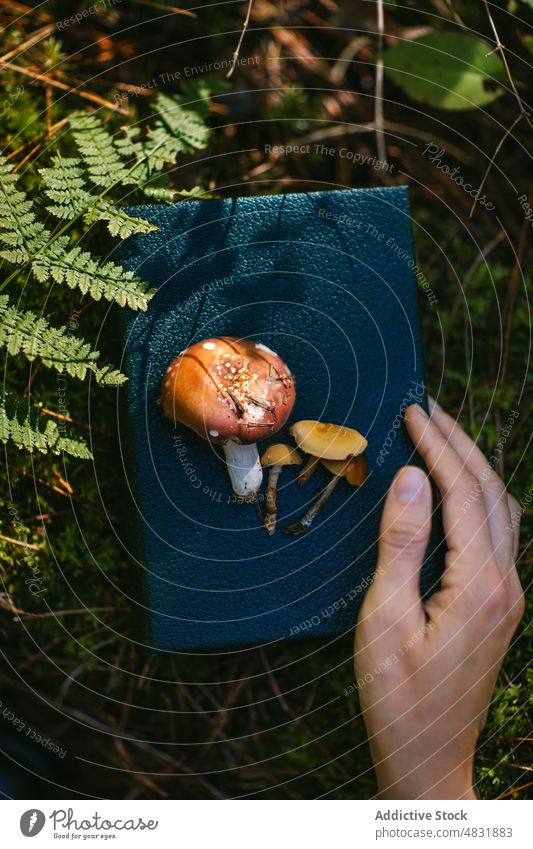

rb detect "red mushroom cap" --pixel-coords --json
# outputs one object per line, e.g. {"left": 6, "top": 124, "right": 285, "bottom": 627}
{"left": 160, "top": 336, "right": 296, "bottom": 445}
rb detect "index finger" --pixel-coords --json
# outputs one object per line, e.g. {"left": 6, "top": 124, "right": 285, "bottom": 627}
{"left": 405, "top": 404, "right": 494, "bottom": 569}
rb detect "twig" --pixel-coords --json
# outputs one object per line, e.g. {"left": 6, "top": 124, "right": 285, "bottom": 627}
{"left": 0, "top": 592, "right": 116, "bottom": 619}
{"left": 22, "top": 360, "right": 42, "bottom": 395}
{"left": 20, "top": 606, "right": 117, "bottom": 620}
{"left": 294, "top": 121, "right": 469, "bottom": 163}
{"left": 45, "top": 84, "right": 52, "bottom": 139}
{"left": 260, "top": 650, "right": 290, "bottom": 712}
{"left": 330, "top": 36, "right": 368, "bottom": 85}
{"left": 0, "top": 533, "right": 41, "bottom": 551}
{"left": 0, "top": 24, "right": 55, "bottom": 64}
{"left": 0, "top": 60, "right": 129, "bottom": 115}
{"left": 0, "top": 2, "right": 52, "bottom": 20}
{"left": 374, "top": 0, "right": 387, "bottom": 165}
{"left": 40, "top": 406, "right": 91, "bottom": 429}
{"left": 6, "top": 118, "right": 68, "bottom": 162}
{"left": 445, "top": 230, "right": 506, "bottom": 336}
{"left": 500, "top": 211, "right": 529, "bottom": 383}
{"left": 463, "top": 0, "right": 532, "bottom": 218}
{"left": 13, "top": 141, "right": 42, "bottom": 173}
{"left": 226, "top": 0, "right": 254, "bottom": 79}
{"left": 494, "top": 736, "right": 533, "bottom": 742}
{"left": 52, "top": 469, "right": 74, "bottom": 495}
{"left": 482, "top": 0, "right": 531, "bottom": 124}
{"left": 498, "top": 762, "right": 533, "bottom": 773}
{"left": 129, "top": 0, "right": 196, "bottom": 15}
{"left": 469, "top": 113, "right": 523, "bottom": 218}
{"left": 497, "top": 781, "right": 533, "bottom": 799}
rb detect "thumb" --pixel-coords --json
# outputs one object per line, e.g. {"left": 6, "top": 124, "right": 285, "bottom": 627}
{"left": 368, "top": 466, "right": 432, "bottom": 627}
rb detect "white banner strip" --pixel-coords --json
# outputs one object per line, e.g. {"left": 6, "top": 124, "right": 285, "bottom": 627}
{"left": 3, "top": 799, "right": 532, "bottom": 848}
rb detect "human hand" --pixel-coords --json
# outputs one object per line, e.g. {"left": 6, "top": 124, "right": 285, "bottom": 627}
{"left": 354, "top": 399, "right": 524, "bottom": 799}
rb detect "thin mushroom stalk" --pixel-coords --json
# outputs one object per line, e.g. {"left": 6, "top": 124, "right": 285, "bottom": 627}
{"left": 284, "top": 472, "right": 343, "bottom": 535}
{"left": 264, "top": 464, "right": 282, "bottom": 534}
{"left": 285, "top": 455, "right": 367, "bottom": 535}
{"left": 261, "top": 444, "right": 301, "bottom": 535}
{"left": 297, "top": 455, "right": 319, "bottom": 485}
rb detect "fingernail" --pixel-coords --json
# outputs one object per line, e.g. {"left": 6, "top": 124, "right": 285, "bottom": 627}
{"left": 408, "top": 403, "right": 428, "bottom": 419}
{"left": 394, "top": 467, "right": 426, "bottom": 502}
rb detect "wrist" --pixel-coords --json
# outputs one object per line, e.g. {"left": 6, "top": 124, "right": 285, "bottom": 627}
{"left": 375, "top": 759, "right": 477, "bottom": 800}
{"left": 377, "top": 777, "right": 477, "bottom": 800}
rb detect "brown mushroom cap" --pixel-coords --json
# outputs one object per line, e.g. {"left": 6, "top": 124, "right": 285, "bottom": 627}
{"left": 321, "top": 454, "right": 368, "bottom": 485}
{"left": 261, "top": 444, "right": 302, "bottom": 467}
{"left": 290, "top": 420, "right": 367, "bottom": 460}
{"left": 160, "top": 336, "right": 296, "bottom": 445}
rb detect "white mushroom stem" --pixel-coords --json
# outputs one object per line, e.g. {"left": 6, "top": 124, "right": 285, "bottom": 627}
{"left": 222, "top": 441, "right": 263, "bottom": 498}
{"left": 264, "top": 464, "right": 282, "bottom": 535}
{"left": 284, "top": 474, "right": 342, "bottom": 535}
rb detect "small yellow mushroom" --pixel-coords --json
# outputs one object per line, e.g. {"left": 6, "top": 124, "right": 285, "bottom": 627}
{"left": 289, "top": 420, "right": 367, "bottom": 461}
{"left": 285, "top": 422, "right": 368, "bottom": 535}
{"left": 260, "top": 444, "right": 302, "bottom": 535}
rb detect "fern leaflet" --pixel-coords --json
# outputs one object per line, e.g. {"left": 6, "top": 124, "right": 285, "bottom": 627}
{"left": 0, "top": 295, "right": 126, "bottom": 385}
{"left": 0, "top": 393, "right": 92, "bottom": 459}
{"left": 68, "top": 113, "right": 130, "bottom": 187}
{"left": 40, "top": 156, "right": 158, "bottom": 238}
{"left": 0, "top": 158, "right": 49, "bottom": 263}
{"left": 32, "top": 236, "right": 153, "bottom": 310}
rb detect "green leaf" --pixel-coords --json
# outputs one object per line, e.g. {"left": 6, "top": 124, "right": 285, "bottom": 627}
{"left": 383, "top": 32, "right": 507, "bottom": 111}
{"left": 69, "top": 113, "right": 130, "bottom": 187}
{"left": 32, "top": 236, "right": 154, "bottom": 311}
{"left": 154, "top": 92, "right": 211, "bottom": 151}
{"left": 0, "top": 157, "right": 49, "bottom": 262}
{"left": 0, "top": 295, "right": 126, "bottom": 385}
{"left": 0, "top": 392, "right": 92, "bottom": 458}
{"left": 41, "top": 156, "right": 158, "bottom": 239}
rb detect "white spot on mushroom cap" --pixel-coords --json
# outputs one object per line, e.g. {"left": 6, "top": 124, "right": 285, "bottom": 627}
{"left": 255, "top": 342, "right": 275, "bottom": 355}
{"left": 203, "top": 341, "right": 216, "bottom": 350}
{"left": 209, "top": 430, "right": 219, "bottom": 437}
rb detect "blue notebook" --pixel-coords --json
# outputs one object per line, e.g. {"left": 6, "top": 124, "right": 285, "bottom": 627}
{"left": 118, "top": 187, "right": 442, "bottom": 652}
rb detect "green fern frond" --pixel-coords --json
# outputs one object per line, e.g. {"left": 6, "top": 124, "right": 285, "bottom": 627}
{"left": 94, "top": 364, "right": 127, "bottom": 386}
{"left": 40, "top": 156, "right": 90, "bottom": 220}
{"left": 71, "top": 91, "right": 212, "bottom": 202}
{"left": 68, "top": 113, "right": 130, "bottom": 188}
{"left": 178, "top": 78, "right": 219, "bottom": 119}
{"left": 0, "top": 85, "right": 215, "bottom": 460}
{"left": 174, "top": 187, "right": 212, "bottom": 199}
{"left": 114, "top": 129, "right": 177, "bottom": 201}
{"left": 0, "top": 295, "right": 126, "bottom": 385}
{"left": 125, "top": 93, "right": 210, "bottom": 199}
{"left": 84, "top": 202, "right": 157, "bottom": 239}
{"left": 122, "top": 94, "right": 210, "bottom": 198}
{"left": 40, "top": 156, "right": 158, "bottom": 239}
{"left": 155, "top": 92, "right": 211, "bottom": 151}
{"left": 0, "top": 393, "right": 92, "bottom": 458}
{"left": 32, "top": 236, "right": 153, "bottom": 311}
{"left": 0, "top": 157, "right": 49, "bottom": 262}
{"left": 1, "top": 157, "right": 152, "bottom": 309}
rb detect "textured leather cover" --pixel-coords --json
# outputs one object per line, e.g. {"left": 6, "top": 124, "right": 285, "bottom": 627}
{"left": 118, "top": 187, "right": 442, "bottom": 652}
